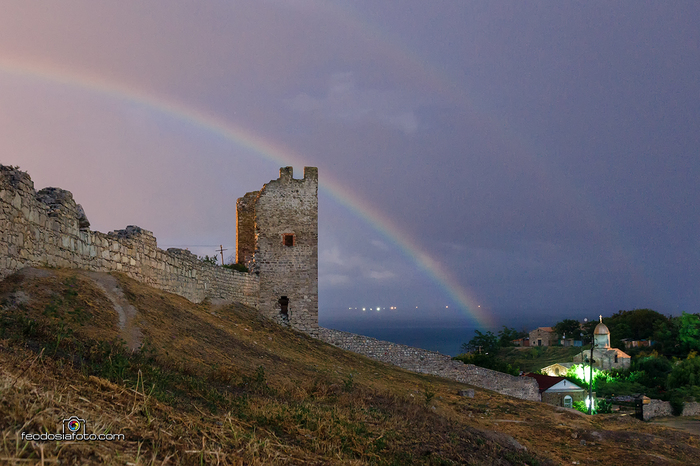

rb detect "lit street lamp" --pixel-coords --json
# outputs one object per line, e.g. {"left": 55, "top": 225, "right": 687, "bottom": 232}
{"left": 588, "top": 336, "right": 597, "bottom": 415}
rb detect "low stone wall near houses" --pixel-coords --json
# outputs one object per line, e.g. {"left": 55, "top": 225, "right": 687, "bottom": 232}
{"left": 642, "top": 400, "right": 700, "bottom": 420}
{"left": 0, "top": 166, "right": 259, "bottom": 306}
{"left": 319, "top": 328, "right": 540, "bottom": 401}
{"left": 681, "top": 402, "right": 700, "bottom": 417}
{"left": 642, "top": 400, "right": 673, "bottom": 420}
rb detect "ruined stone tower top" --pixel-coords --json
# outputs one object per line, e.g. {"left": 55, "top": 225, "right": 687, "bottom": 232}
{"left": 236, "top": 167, "right": 319, "bottom": 335}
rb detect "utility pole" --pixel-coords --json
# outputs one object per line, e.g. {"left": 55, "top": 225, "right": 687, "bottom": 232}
{"left": 217, "top": 245, "right": 228, "bottom": 266}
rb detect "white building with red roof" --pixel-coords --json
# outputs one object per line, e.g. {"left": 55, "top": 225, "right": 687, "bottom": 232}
{"left": 525, "top": 373, "right": 586, "bottom": 408}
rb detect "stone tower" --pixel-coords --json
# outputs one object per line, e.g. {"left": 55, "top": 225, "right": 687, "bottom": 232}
{"left": 236, "top": 167, "right": 318, "bottom": 336}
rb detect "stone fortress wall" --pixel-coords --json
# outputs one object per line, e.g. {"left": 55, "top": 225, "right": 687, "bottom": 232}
{"left": 319, "top": 328, "right": 541, "bottom": 401}
{"left": 2, "top": 164, "right": 543, "bottom": 401}
{"left": 0, "top": 165, "right": 258, "bottom": 306}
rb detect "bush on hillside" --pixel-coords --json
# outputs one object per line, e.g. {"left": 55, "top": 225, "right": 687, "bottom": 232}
{"left": 223, "top": 262, "right": 249, "bottom": 273}
{"left": 594, "top": 378, "right": 648, "bottom": 398}
{"left": 631, "top": 353, "right": 672, "bottom": 391}
{"left": 460, "top": 330, "right": 498, "bottom": 354}
{"left": 453, "top": 353, "right": 519, "bottom": 376}
{"left": 200, "top": 255, "right": 219, "bottom": 266}
{"left": 667, "top": 351, "right": 700, "bottom": 389}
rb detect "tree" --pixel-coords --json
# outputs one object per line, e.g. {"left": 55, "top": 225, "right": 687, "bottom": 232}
{"left": 632, "top": 353, "right": 672, "bottom": 391}
{"left": 554, "top": 319, "right": 582, "bottom": 340}
{"left": 606, "top": 309, "right": 669, "bottom": 341}
{"left": 679, "top": 312, "right": 700, "bottom": 353}
{"left": 223, "top": 262, "right": 249, "bottom": 273}
{"left": 652, "top": 318, "right": 682, "bottom": 357}
{"left": 461, "top": 330, "right": 498, "bottom": 354}
{"left": 453, "top": 352, "right": 519, "bottom": 375}
{"left": 609, "top": 322, "right": 631, "bottom": 349}
{"left": 667, "top": 352, "right": 700, "bottom": 389}
{"left": 626, "top": 309, "right": 669, "bottom": 340}
{"left": 497, "top": 326, "right": 527, "bottom": 347}
{"left": 595, "top": 377, "right": 647, "bottom": 398}
{"left": 200, "top": 255, "right": 218, "bottom": 266}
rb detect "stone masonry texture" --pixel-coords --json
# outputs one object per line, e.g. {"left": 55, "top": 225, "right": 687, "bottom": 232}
{"left": 642, "top": 400, "right": 700, "bottom": 420}
{"left": 0, "top": 166, "right": 258, "bottom": 306}
{"left": 642, "top": 399, "right": 673, "bottom": 421}
{"left": 235, "top": 191, "right": 258, "bottom": 265}
{"left": 681, "top": 402, "right": 700, "bottom": 417}
{"left": 237, "top": 167, "right": 319, "bottom": 336}
{"left": 319, "top": 328, "right": 540, "bottom": 401}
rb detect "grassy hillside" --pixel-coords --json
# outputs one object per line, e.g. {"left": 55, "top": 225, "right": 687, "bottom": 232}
{"left": 497, "top": 346, "right": 587, "bottom": 373}
{"left": 1, "top": 268, "right": 698, "bottom": 465}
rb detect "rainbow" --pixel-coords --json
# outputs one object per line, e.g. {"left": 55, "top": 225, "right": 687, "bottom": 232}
{"left": 0, "top": 59, "right": 494, "bottom": 327}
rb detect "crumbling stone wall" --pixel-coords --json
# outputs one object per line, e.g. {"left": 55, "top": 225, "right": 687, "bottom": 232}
{"left": 235, "top": 191, "right": 258, "bottom": 265}
{"left": 237, "top": 167, "right": 318, "bottom": 336}
{"left": 319, "top": 328, "right": 540, "bottom": 401}
{"left": 681, "top": 402, "right": 700, "bottom": 417}
{"left": 642, "top": 399, "right": 673, "bottom": 420}
{"left": 0, "top": 165, "right": 258, "bottom": 306}
{"left": 642, "top": 400, "right": 700, "bottom": 420}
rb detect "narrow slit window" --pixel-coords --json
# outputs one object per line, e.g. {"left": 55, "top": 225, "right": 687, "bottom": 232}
{"left": 283, "top": 234, "right": 294, "bottom": 247}
{"left": 279, "top": 296, "right": 289, "bottom": 315}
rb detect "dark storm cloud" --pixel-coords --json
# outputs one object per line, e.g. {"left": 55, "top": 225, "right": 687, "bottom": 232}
{"left": 1, "top": 1, "right": 698, "bottom": 327}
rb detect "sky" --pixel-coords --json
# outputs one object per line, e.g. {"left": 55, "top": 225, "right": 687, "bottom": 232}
{"left": 1, "top": 1, "right": 699, "bottom": 331}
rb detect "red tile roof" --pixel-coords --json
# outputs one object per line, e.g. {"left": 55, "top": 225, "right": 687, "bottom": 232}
{"left": 524, "top": 373, "right": 565, "bottom": 393}
{"left": 609, "top": 348, "right": 631, "bottom": 358}
{"left": 534, "top": 327, "right": 554, "bottom": 332}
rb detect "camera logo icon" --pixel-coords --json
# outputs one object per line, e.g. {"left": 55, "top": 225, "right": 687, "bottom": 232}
{"left": 61, "top": 416, "right": 86, "bottom": 435}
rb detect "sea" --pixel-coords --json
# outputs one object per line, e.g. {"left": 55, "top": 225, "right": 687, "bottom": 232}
{"left": 322, "top": 322, "right": 481, "bottom": 357}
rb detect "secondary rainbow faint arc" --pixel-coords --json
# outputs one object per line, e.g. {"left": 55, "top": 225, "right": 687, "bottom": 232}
{"left": 0, "top": 60, "right": 494, "bottom": 327}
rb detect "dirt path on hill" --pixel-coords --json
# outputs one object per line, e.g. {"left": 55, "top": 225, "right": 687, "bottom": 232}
{"left": 85, "top": 272, "right": 143, "bottom": 351}
{"left": 651, "top": 417, "right": 700, "bottom": 436}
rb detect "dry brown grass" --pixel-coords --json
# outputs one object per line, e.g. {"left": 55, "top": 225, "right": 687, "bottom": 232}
{"left": 1, "top": 268, "right": 698, "bottom": 465}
